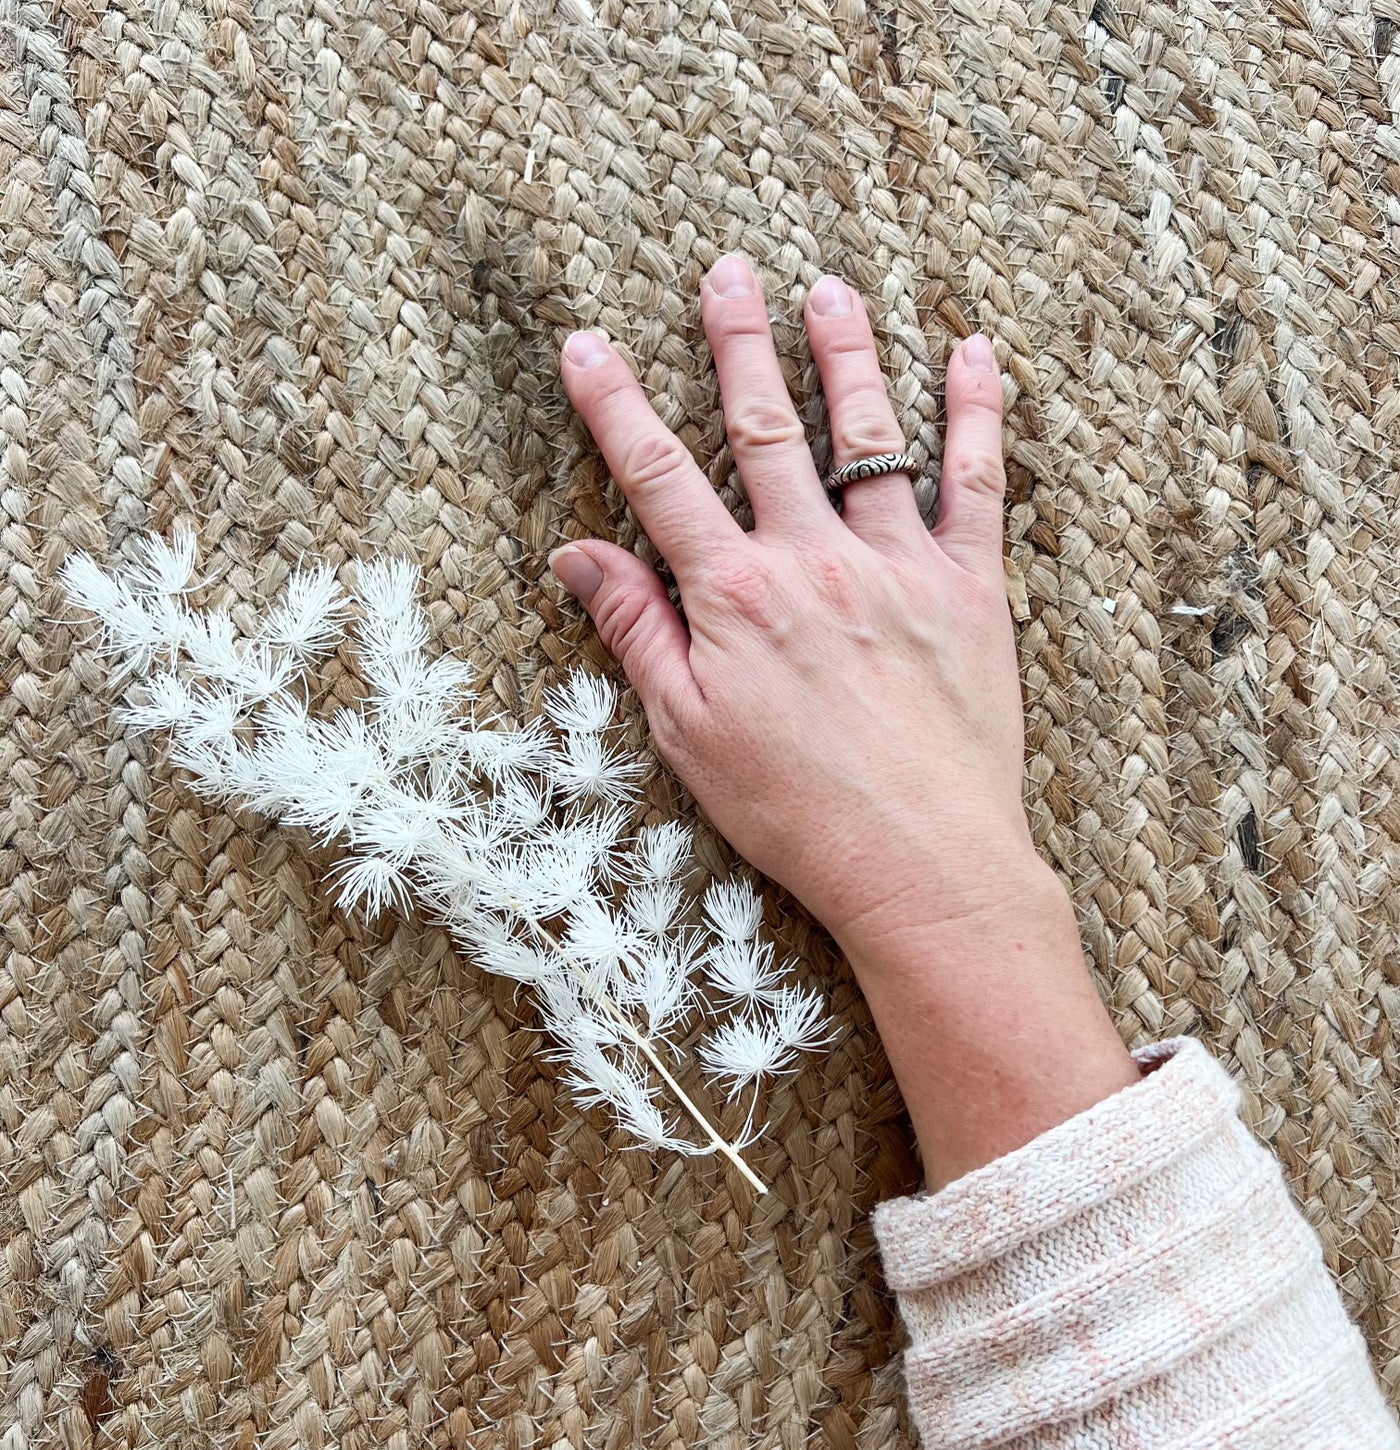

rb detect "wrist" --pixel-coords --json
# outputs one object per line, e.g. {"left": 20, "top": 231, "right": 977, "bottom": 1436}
{"left": 824, "top": 836, "right": 1067, "bottom": 979}
{"left": 827, "top": 852, "right": 1141, "bottom": 1192}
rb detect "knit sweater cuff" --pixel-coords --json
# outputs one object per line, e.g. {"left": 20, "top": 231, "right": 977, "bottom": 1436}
{"left": 871, "top": 1036, "right": 1400, "bottom": 1449}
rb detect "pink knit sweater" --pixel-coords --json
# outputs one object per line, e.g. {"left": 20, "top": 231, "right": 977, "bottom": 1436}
{"left": 871, "top": 1037, "right": 1400, "bottom": 1448}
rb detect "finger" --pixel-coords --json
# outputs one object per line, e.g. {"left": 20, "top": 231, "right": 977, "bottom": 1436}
{"left": 548, "top": 539, "right": 702, "bottom": 724}
{"left": 931, "top": 334, "right": 1008, "bottom": 578}
{"left": 804, "top": 275, "right": 925, "bottom": 552}
{"left": 561, "top": 330, "right": 745, "bottom": 582}
{"left": 700, "top": 254, "right": 832, "bottom": 539}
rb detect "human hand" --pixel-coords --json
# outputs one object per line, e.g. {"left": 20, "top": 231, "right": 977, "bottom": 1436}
{"left": 551, "top": 254, "right": 1034, "bottom": 955}
{"left": 552, "top": 254, "right": 1140, "bottom": 1186}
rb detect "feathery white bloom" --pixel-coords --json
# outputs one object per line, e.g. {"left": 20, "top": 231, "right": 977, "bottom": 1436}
{"left": 458, "top": 920, "right": 555, "bottom": 986}
{"left": 767, "top": 983, "right": 835, "bottom": 1053}
{"left": 615, "top": 937, "right": 696, "bottom": 1040}
{"left": 180, "top": 684, "right": 243, "bottom": 749}
{"left": 556, "top": 1041, "right": 663, "bottom": 1128}
{"left": 549, "top": 730, "right": 643, "bottom": 803}
{"left": 558, "top": 803, "right": 631, "bottom": 883}
{"left": 607, "top": 1090, "right": 691, "bottom": 1153}
{"left": 703, "top": 877, "right": 764, "bottom": 941}
{"left": 60, "top": 533, "right": 834, "bottom": 1188}
{"left": 623, "top": 880, "right": 684, "bottom": 937}
{"left": 334, "top": 855, "right": 414, "bottom": 916}
{"left": 460, "top": 717, "right": 554, "bottom": 781}
{"left": 543, "top": 671, "right": 618, "bottom": 733}
{"left": 231, "top": 642, "right": 299, "bottom": 701}
{"left": 117, "top": 671, "right": 196, "bottom": 733}
{"left": 490, "top": 773, "right": 552, "bottom": 831}
{"left": 631, "top": 821, "right": 692, "bottom": 882}
{"left": 262, "top": 564, "right": 348, "bottom": 659}
{"left": 698, "top": 985, "right": 834, "bottom": 1098}
{"left": 180, "top": 607, "right": 240, "bottom": 675}
{"left": 126, "top": 528, "right": 199, "bottom": 597}
{"left": 701, "top": 936, "right": 786, "bottom": 1005}
{"left": 563, "top": 897, "right": 637, "bottom": 973}
{"left": 354, "top": 556, "right": 427, "bottom": 672}
{"left": 60, "top": 553, "right": 187, "bottom": 672}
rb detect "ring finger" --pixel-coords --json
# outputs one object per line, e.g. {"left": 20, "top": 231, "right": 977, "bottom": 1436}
{"left": 805, "top": 275, "right": 925, "bottom": 552}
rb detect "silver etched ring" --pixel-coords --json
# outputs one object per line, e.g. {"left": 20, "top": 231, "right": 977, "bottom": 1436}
{"left": 824, "top": 451, "right": 917, "bottom": 506}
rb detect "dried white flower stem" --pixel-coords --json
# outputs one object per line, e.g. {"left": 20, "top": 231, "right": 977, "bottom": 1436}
{"left": 412, "top": 824, "right": 768, "bottom": 1191}
{"left": 59, "top": 531, "right": 836, "bottom": 1192}
{"left": 523, "top": 914, "right": 768, "bottom": 1193}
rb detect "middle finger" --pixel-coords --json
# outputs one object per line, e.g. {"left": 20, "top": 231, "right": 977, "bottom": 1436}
{"left": 700, "top": 254, "right": 835, "bottom": 540}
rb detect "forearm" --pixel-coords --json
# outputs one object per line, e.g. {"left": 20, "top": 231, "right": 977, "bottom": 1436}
{"left": 844, "top": 848, "right": 1400, "bottom": 1447}
{"left": 869, "top": 1035, "right": 1400, "bottom": 1448}
{"left": 830, "top": 852, "right": 1141, "bottom": 1192}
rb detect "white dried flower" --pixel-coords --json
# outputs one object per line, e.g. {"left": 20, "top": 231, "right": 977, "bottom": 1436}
{"left": 702, "top": 936, "right": 787, "bottom": 1006}
{"left": 543, "top": 671, "right": 618, "bottom": 733}
{"left": 697, "top": 984, "right": 833, "bottom": 1098}
{"left": 263, "top": 564, "right": 348, "bottom": 659}
{"left": 631, "top": 821, "right": 692, "bottom": 882}
{"left": 703, "top": 877, "right": 765, "bottom": 940}
{"left": 59, "top": 530, "right": 837, "bottom": 1191}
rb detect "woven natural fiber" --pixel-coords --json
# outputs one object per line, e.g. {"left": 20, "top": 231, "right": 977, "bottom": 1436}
{"left": 1, "top": 0, "right": 1398, "bottom": 1443}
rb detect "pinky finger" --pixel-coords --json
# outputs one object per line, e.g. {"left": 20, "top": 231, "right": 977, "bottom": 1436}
{"left": 930, "top": 335, "right": 1009, "bottom": 579}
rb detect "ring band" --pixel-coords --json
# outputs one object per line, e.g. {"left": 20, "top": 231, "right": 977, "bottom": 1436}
{"left": 824, "top": 450, "right": 917, "bottom": 505}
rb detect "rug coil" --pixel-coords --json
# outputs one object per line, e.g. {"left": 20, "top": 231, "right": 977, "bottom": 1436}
{"left": 1, "top": 0, "right": 1399, "bottom": 1445}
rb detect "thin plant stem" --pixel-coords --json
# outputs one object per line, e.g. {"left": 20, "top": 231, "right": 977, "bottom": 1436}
{"left": 413, "top": 831, "right": 769, "bottom": 1195}
{"left": 523, "top": 916, "right": 768, "bottom": 1195}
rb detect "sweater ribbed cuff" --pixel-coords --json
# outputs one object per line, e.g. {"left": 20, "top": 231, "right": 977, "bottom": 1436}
{"left": 871, "top": 1037, "right": 1400, "bottom": 1449}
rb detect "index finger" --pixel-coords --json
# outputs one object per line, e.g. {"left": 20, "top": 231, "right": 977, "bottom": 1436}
{"left": 561, "top": 329, "right": 745, "bottom": 580}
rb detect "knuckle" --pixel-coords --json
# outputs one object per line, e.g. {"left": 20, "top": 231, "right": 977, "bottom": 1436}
{"left": 726, "top": 397, "right": 806, "bottom": 454}
{"left": 804, "top": 547, "right": 862, "bottom": 613}
{"left": 622, "top": 430, "right": 695, "bottom": 494}
{"left": 833, "top": 396, "right": 905, "bottom": 460}
{"left": 708, "top": 309, "right": 775, "bottom": 343}
{"left": 592, "top": 584, "right": 653, "bottom": 665}
{"left": 708, "top": 556, "right": 781, "bottom": 624}
{"left": 824, "top": 322, "right": 875, "bottom": 359}
{"left": 944, "top": 447, "right": 1007, "bottom": 498}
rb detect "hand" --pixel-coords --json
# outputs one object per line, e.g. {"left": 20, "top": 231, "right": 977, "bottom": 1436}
{"left": 551, "top": 254, "right": 1033, "bottom": 952}
{"left": 553, "top": 254, "right": 1141, "bottom": 1189}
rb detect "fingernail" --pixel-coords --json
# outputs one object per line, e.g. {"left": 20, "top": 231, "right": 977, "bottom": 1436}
{"left": 564, "top": 330, "right": 610, "bottom": 368}
{"left": 962, "top": 333, "right": 995, "bottom": 373}
{"left": 809, "top": 275, "right": 851, "bottom": 317}
{"left": 549, "top": 545, "right": 604, "bottom": 603}
{"left": 708, "top": 254, "right": 754, "bottom": 298}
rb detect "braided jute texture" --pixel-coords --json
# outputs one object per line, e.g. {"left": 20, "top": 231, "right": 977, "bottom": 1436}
{"left": 2, "top": 0, "right": 1399, "bottom": 1444}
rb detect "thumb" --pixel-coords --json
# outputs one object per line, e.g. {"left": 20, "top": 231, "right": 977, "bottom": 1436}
{"left": 930, "top": 333, "right": 1009, "bottom": 578}
{"left": 548, "top": 539, "right": 697, "bottom": 715}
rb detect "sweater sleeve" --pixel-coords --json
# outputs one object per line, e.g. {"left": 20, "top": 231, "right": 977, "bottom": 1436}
{"left": 870, "top": 1036, "right": 1400, "bottom": 1449}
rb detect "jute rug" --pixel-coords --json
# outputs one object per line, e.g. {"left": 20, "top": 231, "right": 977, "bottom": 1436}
{"left": 1, "top": 0, "right": 1398, "bottom": 1443}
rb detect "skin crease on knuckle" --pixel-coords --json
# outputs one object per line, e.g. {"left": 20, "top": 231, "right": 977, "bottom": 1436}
{"left": 725, "top": 396, "right": 807, "bottom": 454}
{"left": 697, "top": 553, "right": 789, "bottom": 634}
{"left": 835, "top": 412, "right": 905, "bottom": 460}
{"left": 800, "top": 547, "right": 879, "bottom": 624}
{"left": 620, "top": 429, "right": 696, "bottom": 500}
{"left": 944, "top": 447, "right": 1006, "bottom": 499}
{"left": 592, "top": 584, "right": 655, "bottom": 674}
{"left": 832, "top": 382, "right": 905, "bottom": 458}
{"left": 707, "top": 307, "right": 782, "bottom": 344}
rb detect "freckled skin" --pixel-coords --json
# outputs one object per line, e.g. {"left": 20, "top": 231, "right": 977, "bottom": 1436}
{"left": 554, "top": 256, "right": 1140, "bottom": 1190}
{"left": 670, "top": 541, "right": 1030, "bottom": 942}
